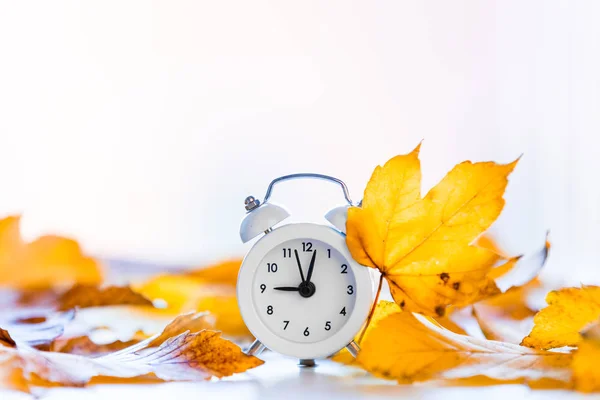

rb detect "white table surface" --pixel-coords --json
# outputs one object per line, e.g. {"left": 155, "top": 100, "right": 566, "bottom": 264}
{"left": 1, "top": 351, "right": 597, "bottom": 400}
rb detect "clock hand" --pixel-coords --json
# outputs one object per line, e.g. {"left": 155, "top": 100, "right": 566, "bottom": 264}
{"left": 305, "top": 250, "right": 317, "bottom": 283}
{"left": 273, "top": 286, "right": 300, "bottom": 291}
{"left": 294, "top": 249, "right": 306, "bottom": 282}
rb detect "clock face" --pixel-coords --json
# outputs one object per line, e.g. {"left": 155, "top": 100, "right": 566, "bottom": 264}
{"left": 252, "top": 238, "right": 357, "bottom": 343}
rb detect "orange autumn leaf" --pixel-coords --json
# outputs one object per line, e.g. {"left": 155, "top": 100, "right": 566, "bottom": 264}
{"left": 186, "top": 259, "right": 242, "bottom": 286}
{"left": 347, "top": 145, "right": 518, "bottom": 316}
{"left": 572, "top": 321, "right": 600, "bottom": 392}
{"left": 522, "top": 286, "right": 600, "bottom": 350}
{"left": 0, "top": 313, "right": 262, "bottom": 391}
{"left": 102, "top": 312, "right": 261, "bottom": 378}
{"left": 357, "top": 301, "right": 572, "bottom": 385}
{"left": 58, "top": 284, "right": 153, "bottom": 311}
{"left": 53, "top": 313, "right": 214, "bottom": 357}
{"left": 0, "top": 216, "right": 102, "bottom": 290}
{"left": 136, "top": 262, "right": 249, "bottom": 337}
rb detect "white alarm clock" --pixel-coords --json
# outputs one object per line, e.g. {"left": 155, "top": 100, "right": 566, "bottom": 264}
{"left": 237, "top": 174, "right": 373, "bottom": 366}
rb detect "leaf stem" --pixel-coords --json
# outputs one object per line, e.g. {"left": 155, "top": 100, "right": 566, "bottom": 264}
{"left": 357, "top": 273, "right": 384, "bottom": 345}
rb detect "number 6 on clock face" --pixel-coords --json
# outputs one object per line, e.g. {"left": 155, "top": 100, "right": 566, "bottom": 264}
{"left": 237, "top": 223, "right": 373, "bottom": 360}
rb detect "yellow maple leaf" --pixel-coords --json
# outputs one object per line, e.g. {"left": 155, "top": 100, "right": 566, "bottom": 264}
{"left": 135, "top": 260, "right": 249, "bottom": 337}
{"left": 347, "top": 145, "right": 517, "bottom": 316}
{"left": 522, "top": 286, "right": 600, "bottom": 350}
{"left": 357, "top": 301, "right": 571, "bottom": 385}
{"left": 0, "top": 216, "right": 102, "bottom": 289}
{"left": 572, "top": 321, "right": 600, "bottom": 392}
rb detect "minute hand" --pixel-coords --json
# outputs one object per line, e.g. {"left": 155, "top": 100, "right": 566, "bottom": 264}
{"left": 294, "top": 249, "right": 306, "bottom": 282}
{"left": 305, "top": 250, "right": 317, "bottom": 283}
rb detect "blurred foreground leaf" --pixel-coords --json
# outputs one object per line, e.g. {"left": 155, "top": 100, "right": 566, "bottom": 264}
{"left": 0, "top": 312, "right": 261, "bottom": 392}
{"left": 136, "top": 259, "right": 249, "bottom": 337}
{"left": 357, "top": 301, "right": 571, "bottom": 387}
{"left": 58, "top": 285, "right": 153, "bottom": 311}
{"left": 0, "top": 216, "right": 102, "bottom": 290}
{"left": 572, "top": 322, "right": 600, "bottom": 392}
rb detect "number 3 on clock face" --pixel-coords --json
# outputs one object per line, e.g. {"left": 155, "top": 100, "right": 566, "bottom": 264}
{"left": 237, "top": 223, "right": 373, "bottom": 360}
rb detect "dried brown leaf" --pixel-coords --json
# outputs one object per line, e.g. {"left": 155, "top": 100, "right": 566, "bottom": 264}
{"left": 52, "top": 336, "right": 139, "bottom": 357}
{"left": 146, "top": 312, "right": 214, "bottom": 348}
{"left": 58, "top": 285, "right": 153, "bottom": 311}
{"left": 0, "top": 310, "right": 74, "bottom": 349}
{"left": 0, "top": 329, "right": 15, "bottom": 348}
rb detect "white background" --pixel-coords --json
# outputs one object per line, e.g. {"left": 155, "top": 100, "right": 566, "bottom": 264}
{"left": 0, "top": 1, "right": 599, "bottom": 284}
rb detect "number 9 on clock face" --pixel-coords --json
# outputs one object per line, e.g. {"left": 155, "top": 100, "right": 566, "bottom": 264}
{"left": 253, "top": 238, "right": 357, "bottom": 343}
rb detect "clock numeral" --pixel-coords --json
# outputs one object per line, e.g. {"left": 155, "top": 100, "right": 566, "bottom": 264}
{"left": 340, "top": 264, "right": 348, "bottom": 274}
{"left": 304, "top": 327, "right": 310, "bottom": 337}
{"left": 347, "top": 285, "right": 354, "bottom": 295}
{"left": 282, "top": 248, "right": 291, "bottom": 258}
{"left": 260, "top": 284, "right": 266, "bottom": 293}
{"left": 267, "top": 305, "right": 273, "bottom": 315}
{"left": 267, "top": 263, "right": 278, "bottom": 273}
{"left": 302, "top": 242, "right": 313, "bottom": 252}
{"left": 283, "top": 320, "right": 289, "bottom": 330}
{"left": 327, "top": 249, "right": 331, "bottom": 258}
{"left": 324, "top": 321, "right": 331, "bottom": 331}
{"left": 340, "top": 307, "right": 347, "bottom": 316}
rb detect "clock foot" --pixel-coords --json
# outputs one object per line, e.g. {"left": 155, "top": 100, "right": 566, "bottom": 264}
{"left": 346, "top": 340, "right": 360, "bottom": 358}
{"left": 298, "top": 359, "right": 316, "bottom": 368}
{"left": 245, "top": 339, "right": 265, "bottom": 356}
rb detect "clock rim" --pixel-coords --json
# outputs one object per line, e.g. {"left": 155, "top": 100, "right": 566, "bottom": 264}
{"left": 237, "top": 222, "right": 373, "bottom": 359}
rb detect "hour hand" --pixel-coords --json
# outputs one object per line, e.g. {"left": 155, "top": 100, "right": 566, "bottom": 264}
{"left": 305, "top": 250, "right": 317, "bottom": 283}
{"left": 273, "top": 286, "right": 300, "bottom": 291}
